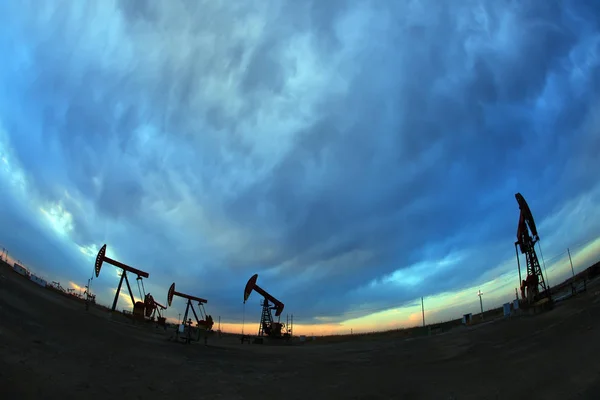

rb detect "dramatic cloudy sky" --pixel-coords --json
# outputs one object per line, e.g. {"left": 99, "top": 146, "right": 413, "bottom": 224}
{"left": 1, "top": 0, "right": 599, "bottom": 334}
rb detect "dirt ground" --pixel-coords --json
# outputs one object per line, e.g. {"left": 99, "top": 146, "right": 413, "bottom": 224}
{"left": 1, "top": 263, "right": 600, "bottom": 399}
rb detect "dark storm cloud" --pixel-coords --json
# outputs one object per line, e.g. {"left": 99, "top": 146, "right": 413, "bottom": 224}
{"left": 0, "top": 0, "right": 599, "bottom": 325}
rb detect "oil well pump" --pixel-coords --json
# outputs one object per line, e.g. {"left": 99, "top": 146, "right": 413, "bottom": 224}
{"left": 94, "top": 244, "right": 150, "bottom": 317}
{"left": 143, "top": 293, "right": 167, "bottom": 326}
{"left": 243, "top": 273, "right": 288, "bottom": 338}
{"left": 167, "top": 282, "right": 214, "bottom": 341}
{"left": 514, "top": 193, "right": 551, "bottom": 305}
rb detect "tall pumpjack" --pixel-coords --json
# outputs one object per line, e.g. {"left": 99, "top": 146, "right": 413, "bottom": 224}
{"left": 167, "top": 282, "right": 214, "bottom": 342}
{"left": 514, "top": 193, "right": 551, "bottom": 305}
{"left": 243, "top": 274, "right": 288, "bottom": 338}
{"left": 95, "top": 244, "right": 150, "bottom": 313}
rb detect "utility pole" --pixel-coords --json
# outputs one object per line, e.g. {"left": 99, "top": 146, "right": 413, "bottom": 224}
{"left": 218, "top": 315, "right": 221, "bottom": 331}
{"left": 421, "top": 296, "right": 425, "bottom": 327}
{"left": 478, "top": 290, "right": 484, "bottom": 320}
{"left": 567, "top": 248, "right": 575, "bottom": 278}
{"left": 567, "top": 248, "right": 576, "bottom": 295}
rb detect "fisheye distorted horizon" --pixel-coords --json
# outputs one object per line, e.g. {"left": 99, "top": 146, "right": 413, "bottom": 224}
{"left": 1, "top": 0, "right": 599, "bottom": 334}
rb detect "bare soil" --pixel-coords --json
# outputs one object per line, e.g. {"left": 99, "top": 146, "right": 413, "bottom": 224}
{"left": 1, "top": 263, "right": 600, "bottom": 399}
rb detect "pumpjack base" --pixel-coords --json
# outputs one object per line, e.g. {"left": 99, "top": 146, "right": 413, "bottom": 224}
{"left": 241, "top": 335, "right": 292, "bottom": 345}
{"left": 170, "top": 327, "right": 210, "bottom": 345}
{"left": 520, "top": 297, "right": 554, "bottom": 314}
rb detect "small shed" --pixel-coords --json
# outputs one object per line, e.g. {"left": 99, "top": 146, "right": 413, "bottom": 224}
{"left": 462, "top": 313, "right": 473, "bottom": 325}
{"left": 503, "top": 302, "right": 511, "bottom": 317}
{"left": 13, "top": 263, "right": 28, "bottom": 277}
{"left": 30, "top": 274, "right": 47, "bottom": 287}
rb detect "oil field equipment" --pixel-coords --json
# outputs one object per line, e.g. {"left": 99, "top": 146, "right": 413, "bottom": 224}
{"left": 144, "top": 293, "right": 167, "bottom": 326}
{"left": 514, "top": 193, "right": 551, "bottom": 305}
{"left": 243, "top": 273, "right": 289, "bottom": 339}
{"left": 94, "top": 244, "right": 150, "bottom": 315}
{"left": 167, "top": 282, "right": 214, "bottom": 342}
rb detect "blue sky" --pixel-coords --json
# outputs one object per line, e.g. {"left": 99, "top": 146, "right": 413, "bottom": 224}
{"left": 1, "top": 0, "right": 599, "bottom": 334}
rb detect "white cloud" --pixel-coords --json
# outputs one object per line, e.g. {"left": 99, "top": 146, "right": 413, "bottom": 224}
{"left": 39, "top": 202, "right": 74, "bottom": 237}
